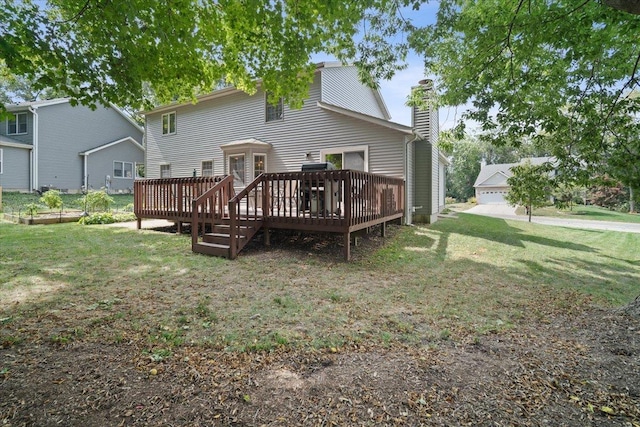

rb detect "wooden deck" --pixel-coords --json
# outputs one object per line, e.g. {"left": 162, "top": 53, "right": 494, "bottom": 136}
{"left": 134, "top": 171, "right": 404, "bottom": 260}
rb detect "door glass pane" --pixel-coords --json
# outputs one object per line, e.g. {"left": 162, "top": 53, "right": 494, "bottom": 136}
{"left": 344, "top": 151, "right": 365, "bottom": 171}
{"left": 325, "top": 153, "right": 342, "bottom": 169}
{"left": 229, "top": 154, "right": 245, "bottom": 187}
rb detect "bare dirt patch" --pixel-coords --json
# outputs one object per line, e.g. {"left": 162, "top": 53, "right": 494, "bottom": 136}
{"left": 1, "top": 307, "right": 638, "bottom": 426}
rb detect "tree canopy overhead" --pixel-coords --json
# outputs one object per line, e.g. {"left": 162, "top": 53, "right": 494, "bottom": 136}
{"left": 0, "top": 0, "right": 412, "bottom": 110}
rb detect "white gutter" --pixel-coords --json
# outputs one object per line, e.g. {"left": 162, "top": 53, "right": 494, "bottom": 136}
{"left": 404, "top": 132, "right": 420, "bottom": 225}
{"left": 83, "top": 154, "right": 88, "bottom": 190}
{"left": 28, "top": 106, "right": 39, "bottom": 192}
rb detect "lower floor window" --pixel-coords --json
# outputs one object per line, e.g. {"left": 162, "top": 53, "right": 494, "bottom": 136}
{"left": 114, "top": 161, "right": 134, "bottom": 178}
{"left": 160, "top": 164, "right": 171, "bottom": 178}
{"left": 202, "top": 160, "right": 214, "bottom": 176}
{"left": 321, "top": 145, "right": 368, "bottom": 171}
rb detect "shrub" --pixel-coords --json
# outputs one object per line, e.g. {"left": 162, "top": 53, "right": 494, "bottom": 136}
{"left": 78, "top": 212, "right": 136, "bottom": 225}
{"left": 445, "top": 196, "right": 457, "bottom": 205}
{"left": 77, "top": 190, "right": 114, "bottom": 212}
{"left": 40, "top": 190, "right": 63, "bottom": 210}
{"left": 123, "top": 203, "right": 134, "bottom": 212}
{"left": 24, "top": 203, "right": 40, "bottom": 218}
{"left": 467, "top": 197, "right": 477, "bottom": 204}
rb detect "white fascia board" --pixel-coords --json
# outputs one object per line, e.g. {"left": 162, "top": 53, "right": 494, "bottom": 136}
{"left": 317, "top": 101, "right": 413, "bottom": 135}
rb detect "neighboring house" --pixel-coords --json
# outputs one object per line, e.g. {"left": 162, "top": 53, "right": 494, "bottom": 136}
{"left": 0, "top": 98, "right": 144, "bottom": 193}
{"left": 143, "top": 62, "right": 448, "bottom": 223}
{"left": 473, "top": 157, "right": 554, "bottom": 204}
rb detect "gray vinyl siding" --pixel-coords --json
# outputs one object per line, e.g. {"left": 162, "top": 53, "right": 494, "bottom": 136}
{"left": 145, "top": 72, "right": 405, "bottom": 180}
{"left": 320, "top": 66, "right": 387, "bottom": 119}
{"left": 0, "top": 145, "right": 31, "bottom": 191}
{"left": 411, "top": 91, "right": 441, "bottom": 223}
{"left": 37, "top": 103, "right": 143, "bottom": 192}
{"left": 1, "top": 111, "right": 34, "bottom": 144}
{"left": 86, "top": 142, "right": 144, "bottom": 192}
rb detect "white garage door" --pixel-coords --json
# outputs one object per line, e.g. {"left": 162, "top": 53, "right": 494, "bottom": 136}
{"left": 480, "top": 190, "right": 508, "bottom": 204}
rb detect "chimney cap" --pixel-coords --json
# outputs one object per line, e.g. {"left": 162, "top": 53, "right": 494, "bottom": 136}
{"left": 418, "top": 78, "right": 433, "bottom": 86}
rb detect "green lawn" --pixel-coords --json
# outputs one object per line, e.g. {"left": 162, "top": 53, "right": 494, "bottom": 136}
{"left": 1, "top": 213, "right": 638, "bottom": 353}
{"left": 516, "top": 204, "right": 640, "bottom": 223}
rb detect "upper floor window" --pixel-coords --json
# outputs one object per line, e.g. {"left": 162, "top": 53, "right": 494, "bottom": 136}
{"left": 160, "top": 164, "right": 171, "bottom": 178}
{"left": 265, "top": 95, "right": 283, "bottom": 122}
{"left": 8, "top": 112, "right": 27, "bottom": 135}
{"left": 113, "top": 161, "right": 134, "bottom": 178}
{"left": 201, "top": 160, "right": 214, "bottom": 176}
{"left": 162, "top": 112, "right": 176, "bottom": 135}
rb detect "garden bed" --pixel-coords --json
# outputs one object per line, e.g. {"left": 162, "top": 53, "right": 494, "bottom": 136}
{"left": 3, "top": 211, "right": 84, "bottom": 225}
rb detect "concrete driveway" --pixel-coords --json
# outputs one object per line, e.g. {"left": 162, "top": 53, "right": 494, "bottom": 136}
{"left": 464, "top": 204, "right": 640, "bottom": 234}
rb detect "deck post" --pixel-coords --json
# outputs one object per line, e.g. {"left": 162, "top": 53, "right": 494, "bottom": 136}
{"left": 177, "top": 221, "right": 182, "bottom": 234}
{"left": 136, "top": 217, "right": 141, "bottom": 229}
{"left": 343, "top": 231, "right": 351, "bottom": 261}
{"left": 381, "top": 221, "right": 386, "bottom": 237}
{"left": 264, "top": 227, "right": 270, "bottom": 246}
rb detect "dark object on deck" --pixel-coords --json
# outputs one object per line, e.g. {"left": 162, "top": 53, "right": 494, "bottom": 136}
{"left": 301, "top": 162, "right": 336, "bottom": 172}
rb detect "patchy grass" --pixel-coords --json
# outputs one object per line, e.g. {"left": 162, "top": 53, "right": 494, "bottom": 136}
{"left": 516, "top": 204, "right": 640, "bottom": 223}
{"left": 1, "top": 214, "right": 638, "bottom": 353}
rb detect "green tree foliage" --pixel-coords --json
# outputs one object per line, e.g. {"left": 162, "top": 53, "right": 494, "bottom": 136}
{"left": 444, "top": 133, "right": 546, "bottom": 201}
{"left": 0, "top": 0, "right": 413, "bottom": 112}
{"left": 40, "top": 189, "right": 63, "bottom": 210}
{"left": 504, "top": 161, "right": 554, "bottom": 222}
{"left": 412, "top": 1, "right": 640, "bottom": 210}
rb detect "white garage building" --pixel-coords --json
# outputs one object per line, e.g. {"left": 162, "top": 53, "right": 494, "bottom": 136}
{"left": 473, "top": 157, "right": 553, "bottom": 205}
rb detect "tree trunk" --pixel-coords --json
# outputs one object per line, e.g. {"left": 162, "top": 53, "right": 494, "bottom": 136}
{"left": 604, "top": 0, "right": 640, "bottom": 15}
{"left": 631, "top": 186, "right": 636, "bottom": 213}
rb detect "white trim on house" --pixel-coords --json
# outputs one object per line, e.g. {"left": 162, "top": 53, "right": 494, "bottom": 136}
{"left": 320, "top": 145, "right": 369, "bottom": 172}
{"left": 162, "top": 111, "right": 177, "bottom": 135}
{"left": 5, "top": 98, "right": 144, "bottom": 134}
{"left": 253, "top": 153, "right": 267, "bottom": 178}
{"left": 79, "top": 136, "right": 144, "bottom": 156}
{"left": 113, "top": 160, "right": 134, "bottom": 179}
{"left": 0, "top": 139, "right": 33, "bottom": 150}
{"left": 0, "top": 148, "right": 3, "bottom": 174}
{"left": 220, "top": 138, "right": 272, "bottom": 150}
{"left": 201, "top": 160, "right": 214, "bottom": 176}
{"left": 6, "top": 112, "right": 28, "bottom": 135}
{"left": 316, "top": 101, "right": 413, "bottom": 134}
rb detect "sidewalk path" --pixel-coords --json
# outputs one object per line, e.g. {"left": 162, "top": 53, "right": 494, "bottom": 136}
{"left": 464, "top": 205, "right": 640, "bottom": 234}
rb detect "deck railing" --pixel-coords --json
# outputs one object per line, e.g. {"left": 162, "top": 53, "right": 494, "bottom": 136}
{"left": 134, "top": 170, "right": 405, "bottom": 258}
{"left": 134, "top": 176, "right": 225, "bottom": 223}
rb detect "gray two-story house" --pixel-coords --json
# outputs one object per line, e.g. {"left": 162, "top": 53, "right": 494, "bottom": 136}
{"left": 0, "top": 98, "right": 144, "bottom": 193}
{"left": 143, "top": 63, "right": 447, "bottom": 224}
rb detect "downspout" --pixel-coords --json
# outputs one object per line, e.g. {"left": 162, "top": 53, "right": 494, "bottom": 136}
{"left": 28, "top": 106, "right": 39, "bottom": 192}
{"left": 404, "top": 132, "right": 419, "bottom": 225}
{"left": 83, "top": 154, "right": 88, "bottom": 190}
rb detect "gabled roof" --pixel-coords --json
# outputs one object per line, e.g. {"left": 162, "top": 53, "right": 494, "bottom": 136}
{"left": 0, "top": 134, "right": 33, "bottom": 149}
{"left": 4, "top": 98, "right": 143, "bottom": 133}
{"left": 473, "top": 157, "right": 555, "bottom": 188}
{"left": 141, "top": 62, "right": 392, "bottom": 120}
{"left": 79, "top": 136, "right": 144, "bottom": 156}
{"left": 317, "top": 101, "right": 413, "bottom": 135}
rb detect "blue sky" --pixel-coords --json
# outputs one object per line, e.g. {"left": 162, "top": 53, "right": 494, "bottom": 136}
{"left": 316, "top": 1, "right": 461, "bottom": 130}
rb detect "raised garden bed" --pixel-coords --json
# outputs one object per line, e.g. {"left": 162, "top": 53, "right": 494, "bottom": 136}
{"left": 3, "top": 212, "right": 84, "bottom": 225}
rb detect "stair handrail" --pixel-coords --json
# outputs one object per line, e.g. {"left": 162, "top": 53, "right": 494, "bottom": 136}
{"left": 191, "top": 175, "right": 234, "bottom": 249}
{"left": 228, "top": 174, "right": 266, "bottom": 259}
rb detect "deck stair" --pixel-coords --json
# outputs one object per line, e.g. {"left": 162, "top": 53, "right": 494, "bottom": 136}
{"left": 197, "top": 220, "right": 261, "bottom": 258}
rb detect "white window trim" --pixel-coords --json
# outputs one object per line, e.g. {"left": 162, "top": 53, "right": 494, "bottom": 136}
{"left": 227, "top": 153, "right": 246, "bottom": 187}
{"left": 113, "top": 160, "right": 134, "bottom": 179}
{"left": 7, "top": 112, "right": 28, "bottom": 135}
{"left": 265, "top": 94, "right": 284, "bottom": 123}
{"left": 253, "top": 153, "right": 267, "bottom": 178}
{"left": 161, "top": 111, "right": 176, "bottom": 136}
{"left": 0, "top": 148, "right": 3, "bottom": 174}
{"left": 320, "top": 145, "right": 369, "bottom": 172}
{"left": 160, "top": 163, "right": 171, "bottom": 178}
{"left": 201, "top": 160, "right": 214, "bottom": 176}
